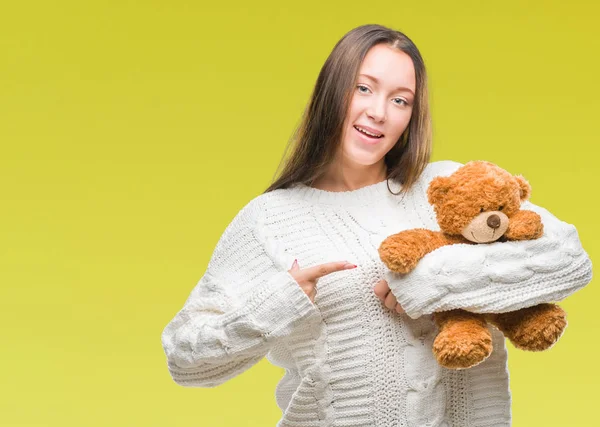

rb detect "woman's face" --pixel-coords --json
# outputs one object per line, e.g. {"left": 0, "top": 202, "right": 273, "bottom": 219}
{"left": 339, "top": 43, "right": 416, "bottom": 168}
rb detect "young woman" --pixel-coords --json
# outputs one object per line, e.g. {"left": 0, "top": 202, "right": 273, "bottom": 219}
{"left": 161, "top": 24, "right": 592, "bottom": 426}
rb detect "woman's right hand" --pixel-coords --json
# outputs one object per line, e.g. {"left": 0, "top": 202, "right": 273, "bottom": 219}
{"left": 288, "top": 259, "right": 357, "bottom": 303}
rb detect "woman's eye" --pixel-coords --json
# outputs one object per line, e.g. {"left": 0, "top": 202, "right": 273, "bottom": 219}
{"left": 357, "top": 85, "right": 408, "bottom": 106}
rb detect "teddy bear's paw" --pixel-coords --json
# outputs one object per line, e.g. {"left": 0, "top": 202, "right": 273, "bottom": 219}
{"left": 432, "top": 322, "right": 493, "bottom": 369}
{"left": 378, "top": 245, "right": 419, "bottom": 273}
{"left": 497, "top": 304, "right": 567, "bottom": 351}
{"left": 504, "top": 210, "right": 544, "bottom": 240}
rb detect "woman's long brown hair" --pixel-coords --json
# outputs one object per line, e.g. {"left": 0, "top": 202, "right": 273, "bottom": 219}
{"left": 263, "top": 24, "right": 432, "bottom": 195}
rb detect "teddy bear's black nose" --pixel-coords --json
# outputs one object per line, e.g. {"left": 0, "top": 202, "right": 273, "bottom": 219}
{"left": 487, "top": 214, "right": 501, "bottom": 229}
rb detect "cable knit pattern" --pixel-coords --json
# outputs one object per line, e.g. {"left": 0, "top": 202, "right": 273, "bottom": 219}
{"left": 161, "top": 160, "right": 593, "bottom": 426}
{"left": 384, "top": 161, "right": 593, "bottom": 319}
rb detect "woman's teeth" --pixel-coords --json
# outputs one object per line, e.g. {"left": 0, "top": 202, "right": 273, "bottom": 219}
{"left": 354, "top": 126, "right": 383, "bottom": 138}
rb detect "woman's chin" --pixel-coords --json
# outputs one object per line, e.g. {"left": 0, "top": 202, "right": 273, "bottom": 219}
{"left": 343, "top": 152, "right": 382, "bottom": 167}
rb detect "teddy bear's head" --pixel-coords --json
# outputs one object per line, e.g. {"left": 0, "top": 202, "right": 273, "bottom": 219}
{"left": 427, "top": 161, "right": 532, "bottom": 243}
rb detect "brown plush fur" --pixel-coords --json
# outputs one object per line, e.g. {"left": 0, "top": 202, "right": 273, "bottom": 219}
{"left": 432, "top": 309, "right": 493, "bottom": 369}
{"left": 378, "top": 161, "right": 568, "bottom": 369}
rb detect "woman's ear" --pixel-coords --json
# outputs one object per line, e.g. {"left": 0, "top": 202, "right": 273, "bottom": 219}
{"left": 427, "top": 176, "right": 452, "bottom": 205}
{"left": 514, "top": 175, "right": 532, "bottom": 201}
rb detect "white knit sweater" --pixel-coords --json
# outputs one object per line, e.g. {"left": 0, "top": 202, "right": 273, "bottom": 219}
{"left": 161, "top": 160, "right": 593, "bottom": 427}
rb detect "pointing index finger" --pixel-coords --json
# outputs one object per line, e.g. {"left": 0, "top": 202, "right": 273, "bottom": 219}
{"left": 306, "top": 261, "right": 357, "bottom": 279}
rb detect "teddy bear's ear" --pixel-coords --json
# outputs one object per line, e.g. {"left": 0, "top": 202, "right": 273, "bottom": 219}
{"left": 427, "top": 176, "right": 452, "bottom": 205}
{"left": 514, "top": 175, "right": 532, "bottom": 201}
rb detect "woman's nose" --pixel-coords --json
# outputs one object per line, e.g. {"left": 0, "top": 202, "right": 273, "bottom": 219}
{"left": 367, "top": 99, "right": 386, "bottom": 122}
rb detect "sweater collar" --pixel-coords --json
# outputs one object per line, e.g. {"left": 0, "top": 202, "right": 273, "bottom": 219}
{"left": 290, "top": 178, "right": 404, "bottom": 206}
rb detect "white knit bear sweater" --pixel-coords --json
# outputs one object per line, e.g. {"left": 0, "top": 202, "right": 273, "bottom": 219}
{"left": 161, "top": 160, "right": 593, "bottom": 427}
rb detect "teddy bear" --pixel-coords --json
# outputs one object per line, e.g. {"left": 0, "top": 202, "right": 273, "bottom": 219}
{"left": 378, "top": 160, "right": 568, "bottom": 369}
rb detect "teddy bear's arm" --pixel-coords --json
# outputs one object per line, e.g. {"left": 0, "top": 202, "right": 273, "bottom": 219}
{"left": 505, "top": 210, "right": 544, "bottom": 240}
{"left": 378, "top": 228, "right": 457, "bottom": 274}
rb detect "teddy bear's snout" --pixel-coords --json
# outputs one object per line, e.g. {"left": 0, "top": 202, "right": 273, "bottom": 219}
{"left": 487, "top": 214, "right": 501, "bottom": 229}
{"left": 461, "top": 211, "right": 509, "bottom": 243}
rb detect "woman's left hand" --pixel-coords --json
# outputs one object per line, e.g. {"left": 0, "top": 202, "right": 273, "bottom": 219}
{"left": 374, "top": 279, "right": 405, "bottom": 314}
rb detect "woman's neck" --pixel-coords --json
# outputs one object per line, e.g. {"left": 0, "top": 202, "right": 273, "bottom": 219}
{"left": 311, "top": 160, "right": 388, "bottom": 192}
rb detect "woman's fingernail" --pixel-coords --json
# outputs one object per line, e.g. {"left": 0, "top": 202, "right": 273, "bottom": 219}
{"left": 344, "top": 263, "right": 357, "bottom": 269}
{"left": 292, "top": 259, "right": 298, "bottom": 268}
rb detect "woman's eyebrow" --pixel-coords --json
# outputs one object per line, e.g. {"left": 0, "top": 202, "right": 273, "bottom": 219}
{"left": 359, "top": 73, "right": 414, "bottom": 95}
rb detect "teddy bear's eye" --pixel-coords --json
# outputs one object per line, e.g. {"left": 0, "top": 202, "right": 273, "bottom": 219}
{"left": 499, "top": 205, "right": 504, "bottom": 211}
{"left": 480, "top": 207, "right": 485, "bottom": 213}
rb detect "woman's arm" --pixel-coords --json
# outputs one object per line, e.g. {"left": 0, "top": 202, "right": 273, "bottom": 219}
{"left": 161, "top": 197, "right": 321, "bottom": 387}
{"left": 385, "top": 161, "right": 594, "bottom": 319}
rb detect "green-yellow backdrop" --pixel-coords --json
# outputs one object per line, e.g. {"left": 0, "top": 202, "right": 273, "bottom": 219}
{"left": 1, "top": 1, "right": 597, "bottom": 426}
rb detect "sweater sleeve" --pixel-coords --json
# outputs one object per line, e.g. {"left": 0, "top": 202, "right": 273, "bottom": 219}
{"left": 161, "top": 196, "right": 322, "bottom": 387}
{"left": 385, "top": 160, "right": 594, "bottom": 319}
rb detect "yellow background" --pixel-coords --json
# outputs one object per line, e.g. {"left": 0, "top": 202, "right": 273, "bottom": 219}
{"left": 1, "top": 1, "right": 598, "bottom": 426}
